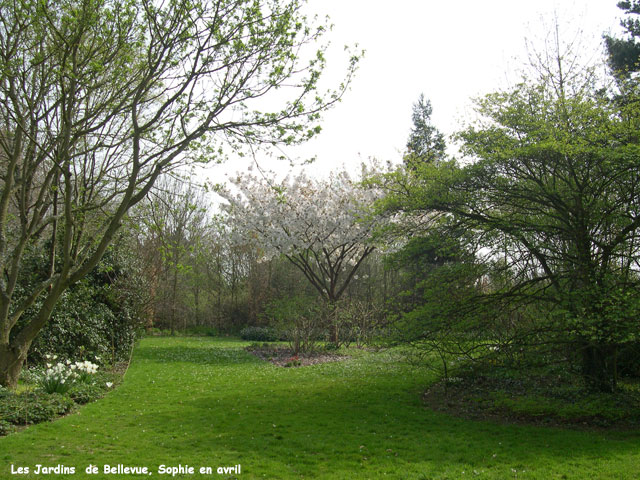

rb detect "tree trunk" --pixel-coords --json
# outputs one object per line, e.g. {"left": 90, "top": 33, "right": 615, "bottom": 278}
{"left": 0, "top": 342, "right": 28, "bottom": 389}
{"left": 170, "top": 268, "right": 178, "bottom": 335}
{"left": 0, "top": 282, "right": 64, "bottom": 388}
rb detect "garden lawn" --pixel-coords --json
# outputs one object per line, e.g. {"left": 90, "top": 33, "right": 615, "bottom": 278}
{"left": 1, "top": 337, "right": 640, "bottom": 479}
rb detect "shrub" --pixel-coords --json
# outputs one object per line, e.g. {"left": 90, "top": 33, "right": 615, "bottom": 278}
{"left": 68, "top": 383, "right": 105, "bottom": 405}
{"left": 0, "top": 420, "right": 15, "bottom": 436}
{"left": 324, "top": 342, "right": 340, "bottom": 351}
{"left": 186, "top": 326, "right": 218, "bottom": 337}
{"left": 262, "top": 295, "right": 324, "bottom": 354}
{"left": 0, "top": 392, "right": 74, "bottom": 425}
{"left": 240, "top": 326, "right": 280, "bottom": 342}
{"left": 18, "top": 234, "right": 147, "bottom": 368}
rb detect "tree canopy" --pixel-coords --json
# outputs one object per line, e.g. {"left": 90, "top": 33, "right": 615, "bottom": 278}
{"left": 220, "top": 169, "right": 382, "bottom": 304}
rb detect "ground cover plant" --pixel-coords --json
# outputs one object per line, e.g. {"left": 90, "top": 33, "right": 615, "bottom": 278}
{"left": 0, "top": 357, "right": 122, "bottom": 436}
{"left": 1, "top": 336, "right": 639, "bottom": 479}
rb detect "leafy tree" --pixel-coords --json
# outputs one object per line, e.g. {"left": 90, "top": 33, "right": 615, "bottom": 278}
{"left": 0, "top": 0, "right": 358, "bottom": 387}
{"left": 382, "top": 71, "right": 640, "bottom": 391}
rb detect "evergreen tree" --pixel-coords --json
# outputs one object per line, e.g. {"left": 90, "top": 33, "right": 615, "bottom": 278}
{"left": 405, "top": 94, "right": 446, "bottom": 166}
{"left": 605, "top": 1, "right": 640, "bottom": 75}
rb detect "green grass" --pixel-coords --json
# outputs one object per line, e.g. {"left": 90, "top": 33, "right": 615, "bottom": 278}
{"left": 1, "top": 336, "right": 640, "bottom": 479}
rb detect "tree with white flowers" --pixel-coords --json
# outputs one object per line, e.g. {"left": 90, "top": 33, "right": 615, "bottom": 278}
{"left": 221, "top": 169, "right": 383, "bottom": 310}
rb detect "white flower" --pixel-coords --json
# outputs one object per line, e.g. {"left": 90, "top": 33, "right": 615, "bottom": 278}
{"left": 106, "top": 382, "right": 113, "bottom": 388}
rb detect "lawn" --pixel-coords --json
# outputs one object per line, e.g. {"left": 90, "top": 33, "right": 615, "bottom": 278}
{"left": 1, "top": 336, "right": 639, "bottom": 479}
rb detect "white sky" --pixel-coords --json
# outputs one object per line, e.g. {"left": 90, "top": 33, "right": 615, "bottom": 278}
{"left": 207, "top": 0, "right": 626, "bottom": 185}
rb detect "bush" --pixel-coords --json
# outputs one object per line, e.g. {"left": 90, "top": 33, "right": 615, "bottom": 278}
{"left": 17, "top": 233, "right": 147, "bottom": 368}
{"left": 240, "top": 326, "right": 280, "bottom": 342}
{"left": 617, "top": 342, "right": 640, "bottom": 378}
{"left": 68, "top": 383, "right": 106, "bottom": 405}
{"left": 262, "top": 296, "right": 324, "bottom": 354}
{"left": 324, "top": 342, "right": 340, "bottom": 351}
{"left": 0, "top": 420, "right": 15, "bottom": 436}
{"left": 185, "top": 326, "right": 218, "bottom": 337}
{"left": 0, "top": 392, "right": 74, "bottom": 425}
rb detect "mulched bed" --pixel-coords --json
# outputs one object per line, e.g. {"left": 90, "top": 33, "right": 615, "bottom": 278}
{"left": 246, "top": 345, "right": 347, "bottom": 367}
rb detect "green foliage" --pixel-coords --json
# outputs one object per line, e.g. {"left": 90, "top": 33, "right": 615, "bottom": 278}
{"left": 68, "top": 382, "right": 106, "bottom": 405}
{"left": 239, "top": 326, "right": 281, "bottom": 342}
{"left": 23, "top": 236, "right": 146, "bottom": 367}
{"left": 0, "top": 392, "right": 74, "bottom": 425}
{"left": 262, "top": 295, "right": 324, "bottom": 354}
{"left": 0, "top": 420, "right": 15, "bottom": 436}
{"left": 375, "top": 59, "right": 640, "bottom": 392}
{"left": 184, "top": 326, "right": 218, "bottom": 337}
{"left": 430, "top": 364, "right": 640, "bottom": 427}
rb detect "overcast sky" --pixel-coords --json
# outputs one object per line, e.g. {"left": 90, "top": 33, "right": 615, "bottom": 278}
{"left": 208, "top": 0, "right": 626, "bottom": 185}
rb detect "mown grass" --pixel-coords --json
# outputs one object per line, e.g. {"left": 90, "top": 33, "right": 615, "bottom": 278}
{"left": 1, "top": 336, "right": 640, "bottom": 479}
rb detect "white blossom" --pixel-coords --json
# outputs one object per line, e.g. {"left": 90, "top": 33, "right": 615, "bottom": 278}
{"left": 220, "top": 167, "right": 387, "bottom": 301}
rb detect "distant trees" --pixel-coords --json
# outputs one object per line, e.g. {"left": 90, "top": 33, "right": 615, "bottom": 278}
{"left": 140, "top": 179, "right": 208, "bottom": 334}
{"left": 0, "top": 0, "right": 358, "bottom": 388}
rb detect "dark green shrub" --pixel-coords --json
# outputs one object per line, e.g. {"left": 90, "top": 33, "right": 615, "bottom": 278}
{"left": 15, "top": 233, "right": 148, "bottom": 368}
{"left": 262, "top": 295, "right": 324, "bottom": 354}
{"left": 0, "top": 392, "right": 74, "bottom": 425}
{"left": 617, "top": 342, "right": 640, "bottom": 378}
{"left": 68, "top": 383, "right": 106, "bottom": 405}
{"left": 324, "top": 342, "right": 340, "bottom": 351}
{"left": 240, "top": 326, "right": 280, "bottom": 342}
{"left": 0, "top": 420, "right": 15, "bottom": 436}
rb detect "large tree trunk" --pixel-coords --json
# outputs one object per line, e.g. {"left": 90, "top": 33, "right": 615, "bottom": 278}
{"left": 0, "top": 342, "right": 28, "bottom": 389}
{"left": 0, "top": 282, "right": 64, "bottom": 388}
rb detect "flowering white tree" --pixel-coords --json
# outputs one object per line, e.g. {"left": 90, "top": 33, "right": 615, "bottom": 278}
{"left": 221, "top": 169, "right": 383, "bottom": 305}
